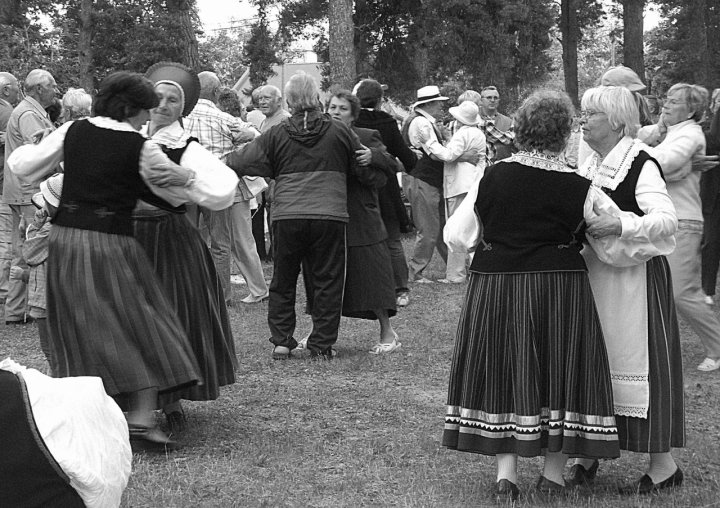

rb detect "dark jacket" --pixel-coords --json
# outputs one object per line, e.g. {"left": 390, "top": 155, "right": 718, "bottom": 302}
{"left": 355, "top": 109, "right": 413, "bottom": 232}
{"left": 347, "top": 127, "right": 393, "bottom": 247}
{"left": 226, "top": 110, "right": 365, "bottom": 223}
{"left": 701, "top": 129, "right": 720, "bottom": 215}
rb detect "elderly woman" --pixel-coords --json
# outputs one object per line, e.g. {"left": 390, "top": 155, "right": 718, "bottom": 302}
{"left": 442, "top": 90, "right": 619, "bottom": 502}
{"left": 571, "top": 85, "right": 683, "bottom": 494}
{"left": 134, "top": 62, "right": 239, "bottom": 430}
{"left": 636, "top": 84, "right": 720, "bottom": 373}
{"left": 61, "top": 88, "right": 92, "bottom": 122}
{"left": 8, "top": 71, "right": 213, "bottom": 450}
{"left": 319, "top": 90, "right": 399, "bottom": 353}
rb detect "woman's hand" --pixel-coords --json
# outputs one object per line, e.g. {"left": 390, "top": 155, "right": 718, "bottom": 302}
{"left": 356, "top": 145, "right": 372, "bottom": 166}
{"left": 145, "top": 163, "right": 192, "bottom": 188}
{"left": 586, "top": 211, "right": 622, "bottom": 239}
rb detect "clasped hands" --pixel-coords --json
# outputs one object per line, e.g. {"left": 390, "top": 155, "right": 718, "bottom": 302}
{"left": 586, "top": 210, "right": 622, "bottom": 239}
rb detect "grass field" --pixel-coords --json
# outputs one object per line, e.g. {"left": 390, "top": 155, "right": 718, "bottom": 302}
{"left": 2, "top": 244, "right": 720, "bottom": 508}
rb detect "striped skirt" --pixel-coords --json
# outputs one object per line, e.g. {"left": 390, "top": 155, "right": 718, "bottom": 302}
{"left": 615, "top": 256, "right": 685, "bottom": 452}
{"left": 443, "top": 271, "right": 620, "bottom": 459}
{"left": 46, "top": 226, "right": 200, "bottom": 397}
{"left": 134, "top": 212, "right": 237, "bottom": 402}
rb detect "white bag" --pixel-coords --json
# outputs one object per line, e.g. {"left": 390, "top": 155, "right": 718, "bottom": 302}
{"left": 443, "top": 179, "right": 481, "bottom": 253}
{"left": 586, "top": 188, "right": 676, "bottom": 267}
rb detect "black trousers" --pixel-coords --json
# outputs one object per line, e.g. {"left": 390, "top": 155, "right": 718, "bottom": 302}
{"left": 252, "top": 192, "right": 270, "bottom": 261}
{"left": 268, "top": 219, "right": 346, "bottom": 354}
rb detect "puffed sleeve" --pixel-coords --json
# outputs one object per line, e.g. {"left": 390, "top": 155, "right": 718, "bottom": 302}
{"left": 618, "top": 159, "right": 677, "bottom": 242}
{"left": 139, "top": 141, "right": 238, "bottom": 211}
{"left": 7, "top": 121, "right": 73, "bottom": 184}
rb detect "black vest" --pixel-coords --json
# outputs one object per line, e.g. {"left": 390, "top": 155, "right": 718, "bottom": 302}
{"left": 54, "top": 120, "right": 146, "bottom": 236}
{"left": 470, "top": 160, "right": 591, "bottom": 273}
{"left": 401, "top": 112, "right": 444, "bottom": 189}
{"left": 602, "top": 150, "right": 663, "bottom": 217}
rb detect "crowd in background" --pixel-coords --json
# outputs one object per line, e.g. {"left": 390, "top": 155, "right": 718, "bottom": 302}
{"left": 1, "top": 61, "right": 720, "bottom": 505}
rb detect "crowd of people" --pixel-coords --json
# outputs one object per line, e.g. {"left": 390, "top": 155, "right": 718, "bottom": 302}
{"left": 1, "top": 61, "right": 719, "bottom": 504}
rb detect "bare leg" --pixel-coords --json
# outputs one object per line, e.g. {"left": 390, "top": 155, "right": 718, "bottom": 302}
{"left": 127, "top": 387, "right": 159, "bottom": 428}
{"left": 375, "top": 308, "right": 396, "bottom": 344}
{"left": 542, "top": 451, "right": 568, "bottom": 485}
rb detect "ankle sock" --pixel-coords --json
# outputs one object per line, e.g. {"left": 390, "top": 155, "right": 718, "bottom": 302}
{"left": 647, "top": 452, "right": 677, "bottom": 484}
{"left": 496, "top": 453, "right": 518, "bottom": 484}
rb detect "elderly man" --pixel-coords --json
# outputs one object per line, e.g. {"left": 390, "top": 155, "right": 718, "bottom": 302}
{"left": 401, "top": 85, "right": 450, "bottom": 283}
{"left": 257, "top": 85, "right": 290, "bottom": 133}
{"left": 226, "top": 72, "right": 380, "bottom": 360}
{"left": 478, "top": 85, "right": 515, "bottom": 164}
{"left": 3, "top": 69, "right": 57, "bottom": 325}
{"left": 0, "top": 72, "right": 20, "bottom": 312}
{"left": 185, "top": 71, "right": 261, "bottom": 306}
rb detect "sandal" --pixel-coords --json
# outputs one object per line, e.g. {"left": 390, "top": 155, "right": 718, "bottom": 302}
{"left": 295, "top": 336, "right": 309, "bottom": 351}
{"left": 128, "top": 423, "right": 179, "bottom": 451}
{"left": 272, "top": 345, "right": 292, "bottom": 360}
{"left": 369, "top": 336, "right": 402, "bottom": 355}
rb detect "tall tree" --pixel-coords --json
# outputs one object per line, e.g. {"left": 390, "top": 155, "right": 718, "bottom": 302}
{"left": 560, "top": 0, "right": 580, "bottom": 107}
{"left": 242, "top": 1, "right": 282, "bottom": 91}
{"left": 328, "top": 0, "right": 355, "bottom": 89}
{"left": 622, "top": 0, "right": 645, "bottom": 84}
{"left": 78, "top": 0, "right": 94, "bottom": 91}
{"left": 166, "top": 0, "right": 200, "bottom": 70}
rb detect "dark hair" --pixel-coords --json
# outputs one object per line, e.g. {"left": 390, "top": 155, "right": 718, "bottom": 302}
{"left": 93, "top": 71, "right": 158, "bottom": 121}
{"left": 46, "top": 98, "right": 62, "bottom": 124}
{"left": 329, "top": 90, "right": 360, "bottom": 121}
{"left": 218, "top": 87, "right": 243, "bottom": 117}
{"left": 356, "top": 79, "right": 383, "bottom": 109}
{"left": 514, "top": 90, "right": 574, "bottom": 153}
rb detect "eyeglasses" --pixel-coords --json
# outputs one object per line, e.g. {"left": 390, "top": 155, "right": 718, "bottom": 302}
{"left": 580, "top": 109, "right": 602, "bottom": 119}
{"left": 482, "top": 96, "right": 500, "bottom": 101}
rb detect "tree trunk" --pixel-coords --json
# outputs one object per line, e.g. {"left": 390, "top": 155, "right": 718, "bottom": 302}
{"left": 622, "top": 0, "right": 645, "bottom": 85}
{"left": 328, "top": 0, "right": 356, "bottom": 90}
{"left": 78, "top": 0, "right": 94, "bottom": 92}
{"left": 560, "top": 0, "right": 579, "bottom": 108}
{"left": 167, "top": 0, "right": 199, "bottom": 70}
{"left": 690, "top": 0, "right": 709, "bottom": 84}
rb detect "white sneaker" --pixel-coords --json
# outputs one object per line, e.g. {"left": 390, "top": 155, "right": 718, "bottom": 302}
{"left": 241, "top": 294, "right": 268, "bottom": 304}
{"left": 296, "top": 336, "right": 309, "bottom": 351}
{"left": 230, "top": 275, "right": 246, "bottom": 285}
{"left": 704, "top": 295, "right": 714, "bottom": 306}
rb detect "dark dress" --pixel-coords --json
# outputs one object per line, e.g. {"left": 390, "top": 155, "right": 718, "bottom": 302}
{"left": 47, "top": 119, "right": 200, "bottom": 397}
{"left": 133, "top": 139, "right": 237, "bottom": 403}
{"left": 443, "top": 153, "right": 620, "bottom": 459}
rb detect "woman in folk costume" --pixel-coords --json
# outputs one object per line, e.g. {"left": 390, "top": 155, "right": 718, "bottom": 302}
{"left": 570, "top": 85, "right": 684, "bottom": 494}
{"left": 135, "top": 62, "right": 240, "bottom": 430}
{"left": 7, "top": 71, "right": 219, "bottom": 450}
{"left": 442, "top": 90, "right": 619, "bottom": 503}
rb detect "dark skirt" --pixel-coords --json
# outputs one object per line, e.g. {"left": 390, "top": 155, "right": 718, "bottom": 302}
{"left": 341, "top": 241, "right": 397, "bottom": 320}
{"left": 134, "top": 211, "right": 237, "bottom": 402}
{"left": 615, "top": 256, "right": 685, "bottom": 452}
{"left": 443, "top": 271, "right": 620, "bottom": 459}
{"left": 46, "top": 226, "right": 200, "bottom": 397}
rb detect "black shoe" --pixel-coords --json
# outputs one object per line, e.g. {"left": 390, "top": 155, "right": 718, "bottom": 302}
{"left": 492, "top": 479, "right": 519, "bottom": 502}
{"left": 309, "top": 348, "right": 337, "bottom": 360}
{"left": 566, "top": 460, "right": 599, "bottom": 486}
{"left": 5, "top": 316, "right": 34, "bottom": 325}
{"left": 618, "top": 467, "right": 683, "bottom": 495}
{"left": 536, "top": 476, "right": 566, "bottom": 496}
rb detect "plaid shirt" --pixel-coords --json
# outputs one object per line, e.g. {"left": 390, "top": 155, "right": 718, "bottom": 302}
{"left": 478, "top": 115, "right": 514, "bottom": 165}
{"left": 185, "top": 99, "right": 245, "bottom": 160}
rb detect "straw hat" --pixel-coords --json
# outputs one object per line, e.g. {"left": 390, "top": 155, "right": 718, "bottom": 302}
{"left": 449, "top": 101, "right": 481, "bottom": 126}
{"left": 145, "top": 62, "right": 201, "bottom": 117}
{"left": 411, "top": 85, "right": 449, "bottom": 108}
{"left": 32, "top": 173, "right": 64, "bottom": 209}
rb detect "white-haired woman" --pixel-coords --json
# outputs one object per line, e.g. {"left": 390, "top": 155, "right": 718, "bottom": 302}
{"left": 636, "top": 83, "right": 720, "bottom": 374}
{"left": 61, "top": 88, "right": 92, "bottom": 122}
{"left": 571, "top": 85, "right": 684, "bottom": 494}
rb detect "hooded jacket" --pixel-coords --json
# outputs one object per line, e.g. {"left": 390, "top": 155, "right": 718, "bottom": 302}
{"left": 226, "top": 109, "right": 365, "bottom": 223}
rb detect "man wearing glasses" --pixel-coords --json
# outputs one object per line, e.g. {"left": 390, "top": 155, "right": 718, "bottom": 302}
{"left": 479, "top": 86, "right": 515, "bottom": 165}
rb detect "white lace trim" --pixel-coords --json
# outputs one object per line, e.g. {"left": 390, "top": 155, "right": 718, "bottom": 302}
{"left": 614, "top": 404, "right": 649, "bottom": 419}
{"left": 576, "top": 137, "right": 651, "bottom": 191}
{"left": 506, "top": 151, "right": 576, "bottom": 173}
{"left": 88, "top": 116, "right": 146, "bottom": 135}
{"left": 143, "top": 121, "right": 191, "bottom": 149}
